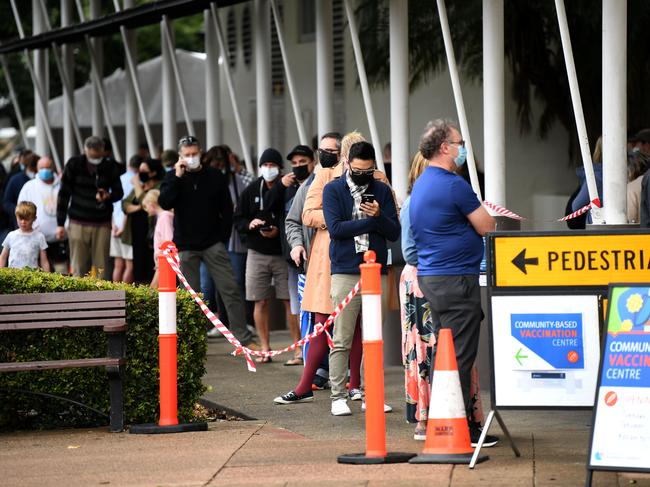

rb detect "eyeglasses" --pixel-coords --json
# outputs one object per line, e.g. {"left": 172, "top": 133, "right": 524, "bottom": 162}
{"left": 447, "top": 139, "right": 465, "bottom": 148}
{"left": 319, "top": 148, "right": 340, "bottom": 155}
{"left": 178, "top": 135, "right": 199, "bottom": 146}
{"left": 350, "top": 167, "right": 375, "bottom": 175}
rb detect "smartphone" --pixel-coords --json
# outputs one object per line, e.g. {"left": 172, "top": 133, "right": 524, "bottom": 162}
{"left": 361, "top": 193, "right": 375, "bottom": 204}
{"left": 259, "top": 224, "right": 273, "bottom": 232}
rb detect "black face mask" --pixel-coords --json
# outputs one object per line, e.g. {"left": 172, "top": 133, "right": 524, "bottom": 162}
{"left": 293, "top": 164, "right": 310, "bottom": 181}
{"left": 318, "top": 150, "right": 338, "bottom": 168}
{"left": 139, "top": 172, "right": 150, "bottom": 183}
{"left": 349, "top": 169, "right": 374, "bottom": 186}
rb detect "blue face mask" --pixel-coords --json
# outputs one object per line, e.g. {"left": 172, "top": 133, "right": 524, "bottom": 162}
{"left": 454, "top": 146, "right": 467, "bottom": 167}
{"left": 38, "top": 168, "right": 54, "bottom": 181}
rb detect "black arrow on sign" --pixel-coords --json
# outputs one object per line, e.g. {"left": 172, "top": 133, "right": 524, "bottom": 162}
{"left": 511, "top": 248, "right": 539, "bottom": 274}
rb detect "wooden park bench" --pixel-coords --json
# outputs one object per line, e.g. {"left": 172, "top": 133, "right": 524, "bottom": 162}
{"left": 0, "top": 290, "right": 127, "bottom": 432}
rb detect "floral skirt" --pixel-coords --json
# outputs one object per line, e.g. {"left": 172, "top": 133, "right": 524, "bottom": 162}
{"left": 399, "top": 265, "right": 484, "bottom": 424}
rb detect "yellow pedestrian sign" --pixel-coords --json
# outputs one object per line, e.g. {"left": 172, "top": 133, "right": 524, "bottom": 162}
{"left": 491, "top": 232, "right": 650, "bottom": 287}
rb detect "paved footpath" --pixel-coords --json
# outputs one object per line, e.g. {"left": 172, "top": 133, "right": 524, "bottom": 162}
{"left": 2, "top": 330, "right": 650, "bottom": 486}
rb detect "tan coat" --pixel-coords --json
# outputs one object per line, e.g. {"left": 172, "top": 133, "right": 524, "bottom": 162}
{"left": 301, "top": 164, "right": 392, "bottom": 314}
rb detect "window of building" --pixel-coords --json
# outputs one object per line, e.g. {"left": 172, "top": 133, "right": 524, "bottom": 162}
{"left": 298, "top": 0, "right": 316, "bottom": 43}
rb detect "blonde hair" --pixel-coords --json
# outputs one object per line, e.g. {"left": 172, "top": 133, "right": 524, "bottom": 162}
{"left": 15, "top": 201, "right": 37, "bottom": 220}
{"left": 340, "top": 131, "right": 366, "bottom": 163}
{"left": 592, "top": 136, "right": 603, "bottom": 164}
{"left": 407, "top": 152, "right": 429, "bottom": 195}
{"left": 141, "top": 189, "right": 160, "bottom": 210}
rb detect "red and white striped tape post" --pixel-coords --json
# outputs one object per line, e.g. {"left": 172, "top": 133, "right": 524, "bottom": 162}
{"left": 162, "top": 249, "right": 359, "bottom": 372}
{"left": 130, "top": 241, "right": 208, "bottom": 434}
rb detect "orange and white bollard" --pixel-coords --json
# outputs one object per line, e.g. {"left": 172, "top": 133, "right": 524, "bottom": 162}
{"left": 338, "top": 251, "right": 414, "bottom": 464}
{"left": 130, "top": 241, "right": 206, "bottom": 434}
{"left": 158, "top": 241, "right": 179, "bottom": 426}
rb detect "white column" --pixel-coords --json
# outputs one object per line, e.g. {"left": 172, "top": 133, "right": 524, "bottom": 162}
{"left": 255, "top": 0, "right": 272, "bottom": 152}
{"left": 602, "top": 0, "right": 627, "bottom": 224}
{"left": 389, "top": 0, "right": 409, "bottom": 201}
{"left": 343, "top": 0, "right": 384, "bottom": 172}
{"left": 205, "top": 9, "right": 222, "bottom": 147}
{"left": 33, "top": 0, "right": 48, "bottom": 156}
{"left": 124, "top": 0, "right": 138, "bottom": 160}
{"left": 161, "top": 18, "right": 177, "bottom": 150}
{"left": 554, "top": 0, "right": 601, "bottom": 223}
{"left": 315, "top": 0, "right": 334, "bottom": 138}
{"left": 90, "top": 0, "right": 103, "bottom": 136}
{"left": 61, "top": 0, "right": 75, "bottom": 161}
{"left": 483, "top": 0, "right": 505, "bottom": 207}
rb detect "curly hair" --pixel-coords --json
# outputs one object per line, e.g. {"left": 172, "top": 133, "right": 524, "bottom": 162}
{"left": 340, "top": 131, "right": 366, "bottom": 163}
{"left": 419, "top": 119, "right": 458, "bottom": 160}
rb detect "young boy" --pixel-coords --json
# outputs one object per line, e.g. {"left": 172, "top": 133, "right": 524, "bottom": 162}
{"left": 141, "top": 189, "right": 174, "bottom": 288}
{"left": 1, "top": 201, "right": 51, "bottom": 271}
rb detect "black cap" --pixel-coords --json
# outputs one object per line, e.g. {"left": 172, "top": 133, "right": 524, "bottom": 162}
{"left": 259, "top": 148, "right": 283, "bottom": 167}
{"left": 287, "top": 144, "right": 314, "bottom": 161}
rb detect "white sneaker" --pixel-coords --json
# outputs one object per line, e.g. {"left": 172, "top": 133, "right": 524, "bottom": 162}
{"left": 331, "top": 399, "right": 352, "bottom": 416}
{"left": 361, "top": 401, "right": 393, "bottom": 413}
{"left": 206, "top": 327, "right": 221, "bottom": 338}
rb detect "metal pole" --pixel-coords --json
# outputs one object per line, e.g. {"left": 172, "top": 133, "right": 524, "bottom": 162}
{"left": 73, "top": 0, "right": 123, "bottom": 162}
{"left": 315, "top": 0, "right": 334, "bottom": 139}
{"left": 30, "top": 0, "right": 49, "bottom": 157}
{"left": 61, "top": 0, "right": 76, "bottom": 161}
{"left": 255, "top": 0, "right": 272, "bottom": 152}
{"left": 161, "top": 17, "right": 177, "bottom": 151}
{"left": 90, "top": 0, "right": 103, "bottom": 137}
{"left": 162, "top": 15, "right": 196, "bottom": 137}
{"left": 36, "top": 0, "right": 84, "bottom": 153}
{"left": 483, "top": 0, "right": 505, "bottom": 208}
{"left": 210, "top": 3, "right": 254, "bottom": 174}
{"left": 111, "top": 0, "right": 156, "bottom": 158}
{"left": 343, "top": 0, "right": 385, "bottom": 172}
{"left": 436, "top": 0, "right": 482, "bottom": 201}
{"left": 0, "top": 55, "right": 30, "bottom": 149}
{"left": 270, "top": 0, "right": 308, "bottom": 146}
{"left": 602, "top": 0, "right": 627, "bottom": 224}
{"left": 10, "top": 0, "right": 61, "bottom": 170}
{"left": 205, "top": 8, "right": 222, "bottom": 147}
{"left": 554, "top": 0, "right": 602, "bottom": 223}
{"left": 389, "top": 0, "right": 409, "bottom": 200}
{"left": 123, "top": 0, "right": 139, "bottom": 160}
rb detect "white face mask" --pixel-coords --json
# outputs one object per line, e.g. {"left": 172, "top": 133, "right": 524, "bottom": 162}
{"left": 185, "top": 155, "right": 201, "bottom": 170}
{"left": 87, "top": 157, "right": 102, "bottom": 165}
{"left": 260, "top": 166, "right": 279, "bottom": 182}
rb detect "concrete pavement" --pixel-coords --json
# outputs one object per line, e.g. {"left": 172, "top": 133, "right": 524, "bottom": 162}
{"left": 2, "top": 330, "right": 650, "bottom": 486}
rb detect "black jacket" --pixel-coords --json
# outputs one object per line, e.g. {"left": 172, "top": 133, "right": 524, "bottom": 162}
{"left": 57, "top": 155, "right": 123, "bottom": 226}
{"left": 263, "top": 179, "right": 300, "bottom": 261}
{"left": 158, "top": 165, "right": 233, "bottom": 251}
{"left": 234, "top": 177, "right": 283, "bottom": 255}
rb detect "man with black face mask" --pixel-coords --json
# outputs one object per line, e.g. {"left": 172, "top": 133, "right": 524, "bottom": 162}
{"left": 323, "top": 141, "right": 400, "bottom": 416}
{"left": 263, "top": 145, "right": 316, "bottom": 365}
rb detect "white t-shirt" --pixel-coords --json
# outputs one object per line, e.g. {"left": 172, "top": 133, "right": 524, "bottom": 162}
{"left": 17, "top": 177, "right": 60, "bottom": 242}
{"left": 2, "top": 229, "right": 48, "bottom": 269}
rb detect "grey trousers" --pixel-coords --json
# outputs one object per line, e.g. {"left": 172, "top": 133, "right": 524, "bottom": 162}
{"left": 179, "top": 241, "right": 254, "bottom": 345}
{"left": 329, "top": 273, "right": 389, "bottom": 401}
{"left": 419, "top": 275, "right": 483, "bottom": 418}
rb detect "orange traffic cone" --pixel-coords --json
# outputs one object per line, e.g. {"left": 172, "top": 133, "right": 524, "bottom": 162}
{"left": 409, "top": 328, "right": 488, "bottom": 464}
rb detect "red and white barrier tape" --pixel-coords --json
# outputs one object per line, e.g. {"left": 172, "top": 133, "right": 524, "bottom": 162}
{"left": 483, "top": 198, "right": 601, "bottom": 222}
{"left": 163, "top": 249, "right": 359, "bottom": 372}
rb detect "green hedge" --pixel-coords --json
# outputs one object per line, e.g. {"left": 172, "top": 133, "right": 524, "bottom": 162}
{"left": 0, "top": 268, "right": 207, "bottom": 430}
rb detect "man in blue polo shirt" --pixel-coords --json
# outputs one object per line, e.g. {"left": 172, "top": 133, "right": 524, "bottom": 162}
{"left": 322, "top": 141, "right": 400, "bottom": 416}
{"left": 410, "top": 119, "right": 496, "bottom": 445}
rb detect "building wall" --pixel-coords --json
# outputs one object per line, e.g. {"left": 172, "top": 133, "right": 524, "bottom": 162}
{"left": 217, "top": 1, "right": 579, "bottom": 228}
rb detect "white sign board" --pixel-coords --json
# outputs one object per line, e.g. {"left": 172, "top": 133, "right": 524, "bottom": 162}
{"left": 588, "top": 285, "right": 650, "bottom": 472}
{"left": 491, "top": 294, "right": 601, "bottom": 407}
